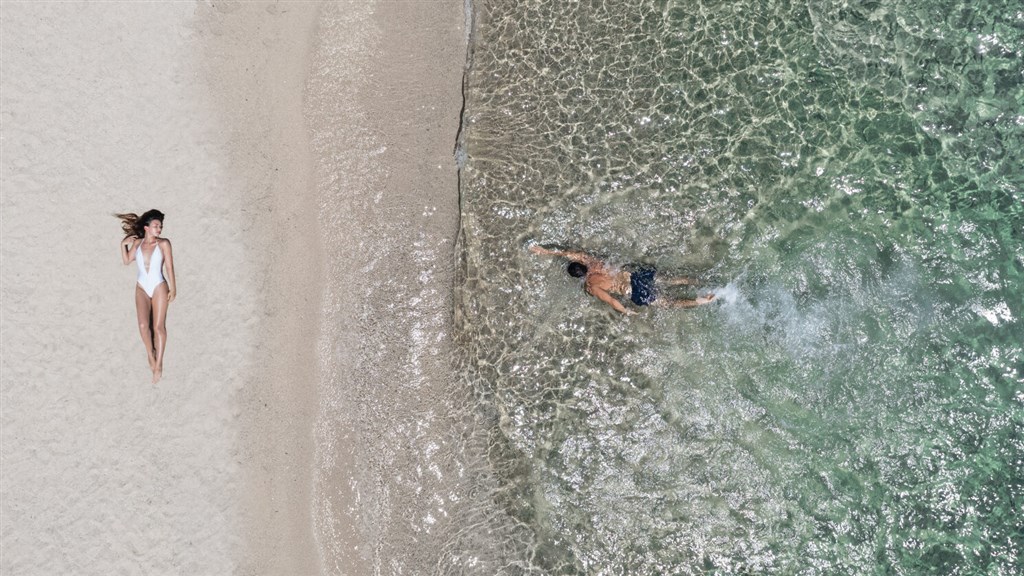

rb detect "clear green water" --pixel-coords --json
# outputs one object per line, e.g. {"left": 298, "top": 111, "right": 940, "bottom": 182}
{"left": 457, "top": 0, "right": 1023, "bottom": 573}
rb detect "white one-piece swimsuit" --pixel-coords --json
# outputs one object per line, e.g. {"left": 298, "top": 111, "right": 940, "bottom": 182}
{"left": 136, "top": 244, "right": 166, "bottom": 297}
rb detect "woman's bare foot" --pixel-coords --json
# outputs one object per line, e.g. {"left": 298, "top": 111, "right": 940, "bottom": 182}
{"left": 152, "top": 365, "right": 162, "bottom": 384}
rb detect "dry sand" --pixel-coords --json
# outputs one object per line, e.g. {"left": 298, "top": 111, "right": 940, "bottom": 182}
{"left": 1, "top": 2, "right": 322, "bottom": 573}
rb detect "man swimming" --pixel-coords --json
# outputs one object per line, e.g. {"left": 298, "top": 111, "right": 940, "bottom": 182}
{"left": 529, "top": 244, "right": 715, "bottom": 315}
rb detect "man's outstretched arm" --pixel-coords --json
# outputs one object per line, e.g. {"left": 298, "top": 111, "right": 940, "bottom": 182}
{"left": 529, "top": 244, "right": 602, "bottom": 267}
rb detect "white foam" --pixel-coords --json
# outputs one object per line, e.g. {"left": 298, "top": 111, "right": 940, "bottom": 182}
{"left": 711, "top": 282, "right": 744, "bottom": 306}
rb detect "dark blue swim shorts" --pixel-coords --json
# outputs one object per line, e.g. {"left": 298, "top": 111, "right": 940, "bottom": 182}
{"left": 630, "top": 267, "right": 657, "bottom": 306}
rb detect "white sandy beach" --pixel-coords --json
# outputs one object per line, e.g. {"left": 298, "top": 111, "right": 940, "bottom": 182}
{"left": 1, "top": 2, "right": 321, "bottom": 573}
{"left": 1, "top": 1, "right": 472, "bottom": 573}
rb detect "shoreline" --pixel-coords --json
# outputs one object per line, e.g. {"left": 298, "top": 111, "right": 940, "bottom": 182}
{"left": 1, "top": 1, "right": 500, "bottom": 572}
{"left": 305, "top": 0, "right": 521, "bottom": 571}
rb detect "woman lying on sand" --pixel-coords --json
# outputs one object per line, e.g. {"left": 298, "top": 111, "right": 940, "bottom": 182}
{"left": 116, "top": 210, "right": 176, "bottom": 383}
{"left": 530, "top": 244, "right": 715, "bottom": 315}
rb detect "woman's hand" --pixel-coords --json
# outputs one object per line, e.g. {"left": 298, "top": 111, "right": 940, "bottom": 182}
{"left": 121, "top": 236, "right": 138, "bottom": 264}
{"left": 168, "top": 290, "right": 176, "bottom": 304}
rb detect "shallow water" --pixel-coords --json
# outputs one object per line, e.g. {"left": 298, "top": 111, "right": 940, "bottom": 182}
{"left": 457, "top": 0, "right": 1023, "bottom": 573}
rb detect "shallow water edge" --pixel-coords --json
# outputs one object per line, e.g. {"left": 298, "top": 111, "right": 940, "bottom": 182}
{"left": 306, "top": 0, "right": 532, "bottom": 572}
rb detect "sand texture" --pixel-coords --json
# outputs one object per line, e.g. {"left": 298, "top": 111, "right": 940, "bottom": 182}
{"left": 1, "top": 0, "right": 490, "bottom": 572}
{"left": 2, "top": 2, "right": 321, "bottom": 574}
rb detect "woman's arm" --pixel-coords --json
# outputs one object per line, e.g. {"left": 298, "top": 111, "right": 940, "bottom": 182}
{"left": 121, "top": 236, "right": 139, "bottom": 265}
{"left": 161, "top": 239, "right": 176, "bottom": 303}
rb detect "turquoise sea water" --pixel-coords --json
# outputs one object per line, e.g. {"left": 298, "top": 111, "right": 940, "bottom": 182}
{"left": 457, "top": 0, "right": 1023, "bottom": 573}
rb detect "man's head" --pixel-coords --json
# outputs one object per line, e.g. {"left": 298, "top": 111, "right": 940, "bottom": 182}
{"left": 567, "top": 261, "right": 588, "bottom": 278}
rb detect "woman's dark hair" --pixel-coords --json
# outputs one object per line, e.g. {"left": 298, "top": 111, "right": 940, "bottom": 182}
{"left": 115, "top": 209, "right": 165, "bottom": 238}
{"left": 567, "top": 261, "right": 588, "bottom": 278}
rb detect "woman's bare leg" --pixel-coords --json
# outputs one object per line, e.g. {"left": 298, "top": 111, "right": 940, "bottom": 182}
{"left": 150, "top": 282, "right": 170, "bottom": 384}
{"left": 135, "top": 285, "right": 156, "bottom": 371}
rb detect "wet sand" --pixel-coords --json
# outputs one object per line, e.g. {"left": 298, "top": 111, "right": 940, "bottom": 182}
{"left": 195, "top": 4, "right": 324, "bottom": 574}
{"left": 305, "top": 0, "right": 500, "bottom": 572}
